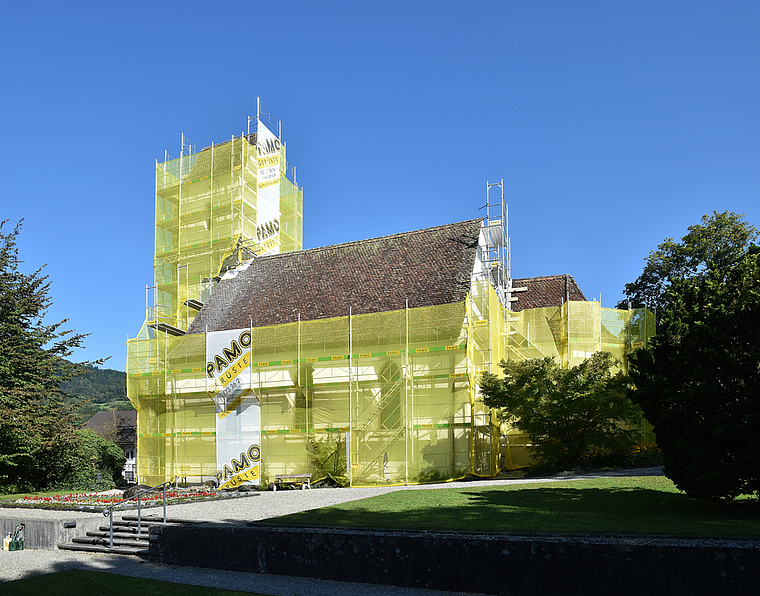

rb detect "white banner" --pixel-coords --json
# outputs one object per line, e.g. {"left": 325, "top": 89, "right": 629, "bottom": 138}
{"left": 256, "top": 122, "right": 281, "bottom": 256}
{"left": 206, "top": 328, "right": 261, "bottom": 489}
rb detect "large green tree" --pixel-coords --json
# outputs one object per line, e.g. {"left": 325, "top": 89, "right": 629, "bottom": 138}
{"left": 617, "top": 211, "right": 758, "bottom": 319}
{"left": 53, "top": 429, "right": 126, "bottom": 490}
{"left": 479, "top": 352, "right": 642, "bottom": 468}
{"left": 628, "top": 246, "right": 760, "bottom": 500}
{"left": 0, "top": 220, "right": 101, "bottom": 491}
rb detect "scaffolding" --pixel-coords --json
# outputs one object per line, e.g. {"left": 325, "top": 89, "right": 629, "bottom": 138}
{"left": 137, "top": 100, "right": 303, "bottom": 339}
{"left": 127, "top": 121, "right": 654, "bottom": 485}
{"left": 127, "top": 273, "right": 654, "bottom": 486}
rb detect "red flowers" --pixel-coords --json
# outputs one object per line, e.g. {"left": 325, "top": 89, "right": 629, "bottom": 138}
{"left": 18, "top": 490, "right": 218, "bottom": 506}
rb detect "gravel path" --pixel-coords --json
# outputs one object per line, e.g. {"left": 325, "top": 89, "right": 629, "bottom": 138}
{"left": 0, "top": 549, "right": 489, "bottom": 596}
{"left": 156, "top": 465, "right": 666, "bottom": 523}
{"left": 0, "top": 467, "right": 665, "bottom": 594}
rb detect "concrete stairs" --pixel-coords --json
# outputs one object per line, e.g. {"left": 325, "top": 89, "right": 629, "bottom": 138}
{"left": 58, "top": 514, "right": 207, "bottom": 557}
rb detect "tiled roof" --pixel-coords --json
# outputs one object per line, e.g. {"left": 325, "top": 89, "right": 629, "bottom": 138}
{"left": 511, "top": 274, "right": 587, "bottom": 312}
{"left": 82, "top": 410, "right": 137, "bottom": 433}
{"left": 189, "top": 219, "right": 482, "bottom": 333}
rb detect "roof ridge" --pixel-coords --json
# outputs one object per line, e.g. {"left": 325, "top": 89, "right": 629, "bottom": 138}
{"left": 260, "top": 218, "right": 482, "bottom": 260}
{"left": 514, "top": 274, "right": 576, "bottom": 281}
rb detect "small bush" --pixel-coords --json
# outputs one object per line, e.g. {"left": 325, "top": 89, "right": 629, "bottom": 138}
{"left": 308, "top": 434, "right": 348, "bottom": 486}
{"left": 576, "top": 442, "right": 663, "bottom": 470}
{"left": 418, "top": 469, "right": 448, "bottom": 483}
{"left": 577, "top": 446, "right": 630, "bottom": 469}
{"left": 627, "top": 442, "right": 664, "bottom": 467}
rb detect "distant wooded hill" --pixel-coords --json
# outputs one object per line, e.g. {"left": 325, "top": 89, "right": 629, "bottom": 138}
{"left": 60, "top": 365, "right": 132, "bottom": 424}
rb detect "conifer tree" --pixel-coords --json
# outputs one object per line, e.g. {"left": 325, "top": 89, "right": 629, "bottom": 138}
{"left": 629, "top": 246, "right": 760, "bottom": 500}
{"left": 0, "top": 220, "right": 99, "bottom": 491}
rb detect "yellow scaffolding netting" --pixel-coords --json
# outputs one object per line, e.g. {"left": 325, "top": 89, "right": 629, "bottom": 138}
{"left": 502, "top": 299, "right": 656, "bottom": 466}
{"left": 146, "top": 133, "right": 302, "bottom": 336}
{"left": 128, "top": 278, "right": 654, "bottom": 487}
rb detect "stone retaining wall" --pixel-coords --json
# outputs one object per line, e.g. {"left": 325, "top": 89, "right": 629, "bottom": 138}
{"left": 149, "top": 523, "right": 760, "bottom": 595}
{"left": 0, "top": 516, "right": 103, "bottom": 550}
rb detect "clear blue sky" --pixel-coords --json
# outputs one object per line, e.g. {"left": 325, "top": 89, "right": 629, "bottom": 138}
{"left": 2, "top": 1, "right": 758, "bottom": 372}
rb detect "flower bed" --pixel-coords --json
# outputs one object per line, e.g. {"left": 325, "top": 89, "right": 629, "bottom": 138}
{"left": 12, "top": 490, "right": 219, "bottom": 511}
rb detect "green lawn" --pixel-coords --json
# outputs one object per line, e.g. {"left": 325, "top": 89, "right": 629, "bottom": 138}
{"left": 2, "top": 569, "right": 266, "bottom": 596}
{"left": 268, "top": 476, "right": 760, "bottom": 537}
{"left": 0, "top": 490, "right": 71, "bottom": 501}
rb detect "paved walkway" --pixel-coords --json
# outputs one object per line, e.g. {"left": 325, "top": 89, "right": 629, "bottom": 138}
{"left": 0, "top": 467, "right": 665, "bottom": 594}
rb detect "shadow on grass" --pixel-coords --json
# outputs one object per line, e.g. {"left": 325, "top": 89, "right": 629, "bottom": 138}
{"left": 271, "top": 485, "right": 760, "bottom": 538}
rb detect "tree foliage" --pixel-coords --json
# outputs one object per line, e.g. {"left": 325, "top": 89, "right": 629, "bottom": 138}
{"left": 628, "top": 246, "right": 760, "bottom": 500}
{"left": 52, "top": 429, "right": 126, "bottom": 491}
{"left": 617, "top": 211, "right": 758, "bottom": 318}
{"left": 0, "top": 220, "right": 109, "bottom": 491}
{"left": 479, "top": 352, "right": 642, "bottom": 468}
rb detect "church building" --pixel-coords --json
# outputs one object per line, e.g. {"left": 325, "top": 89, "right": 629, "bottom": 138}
{"left": 127, "top": 102, "right": 653, "bottom": 487}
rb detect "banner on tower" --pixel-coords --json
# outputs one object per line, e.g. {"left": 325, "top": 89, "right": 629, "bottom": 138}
{"left": 206, "top": 328, "right": 261, "bottom": 489}
{"left": 256, "top": 122, "right": 281, "bottom": 256}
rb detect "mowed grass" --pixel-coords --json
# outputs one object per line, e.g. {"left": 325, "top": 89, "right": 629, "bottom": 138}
{"left": 0, "top": 490, "right": 72, "bottom": 501}
{"left": 268, "top": 476, "right": 760, "bottom": 538}
{"left": 2, "top": 569, "right": 266, "bottom": 596}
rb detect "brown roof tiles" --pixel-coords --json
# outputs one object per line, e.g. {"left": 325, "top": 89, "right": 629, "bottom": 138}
{"left": 511, "top": 274, "right": 587, "bottom": 311}
{"left": 189, "top": 219, "right": 482, "bottom": 333}
{"left": 188, "top": 220, "right": 589, "bottom": 333}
